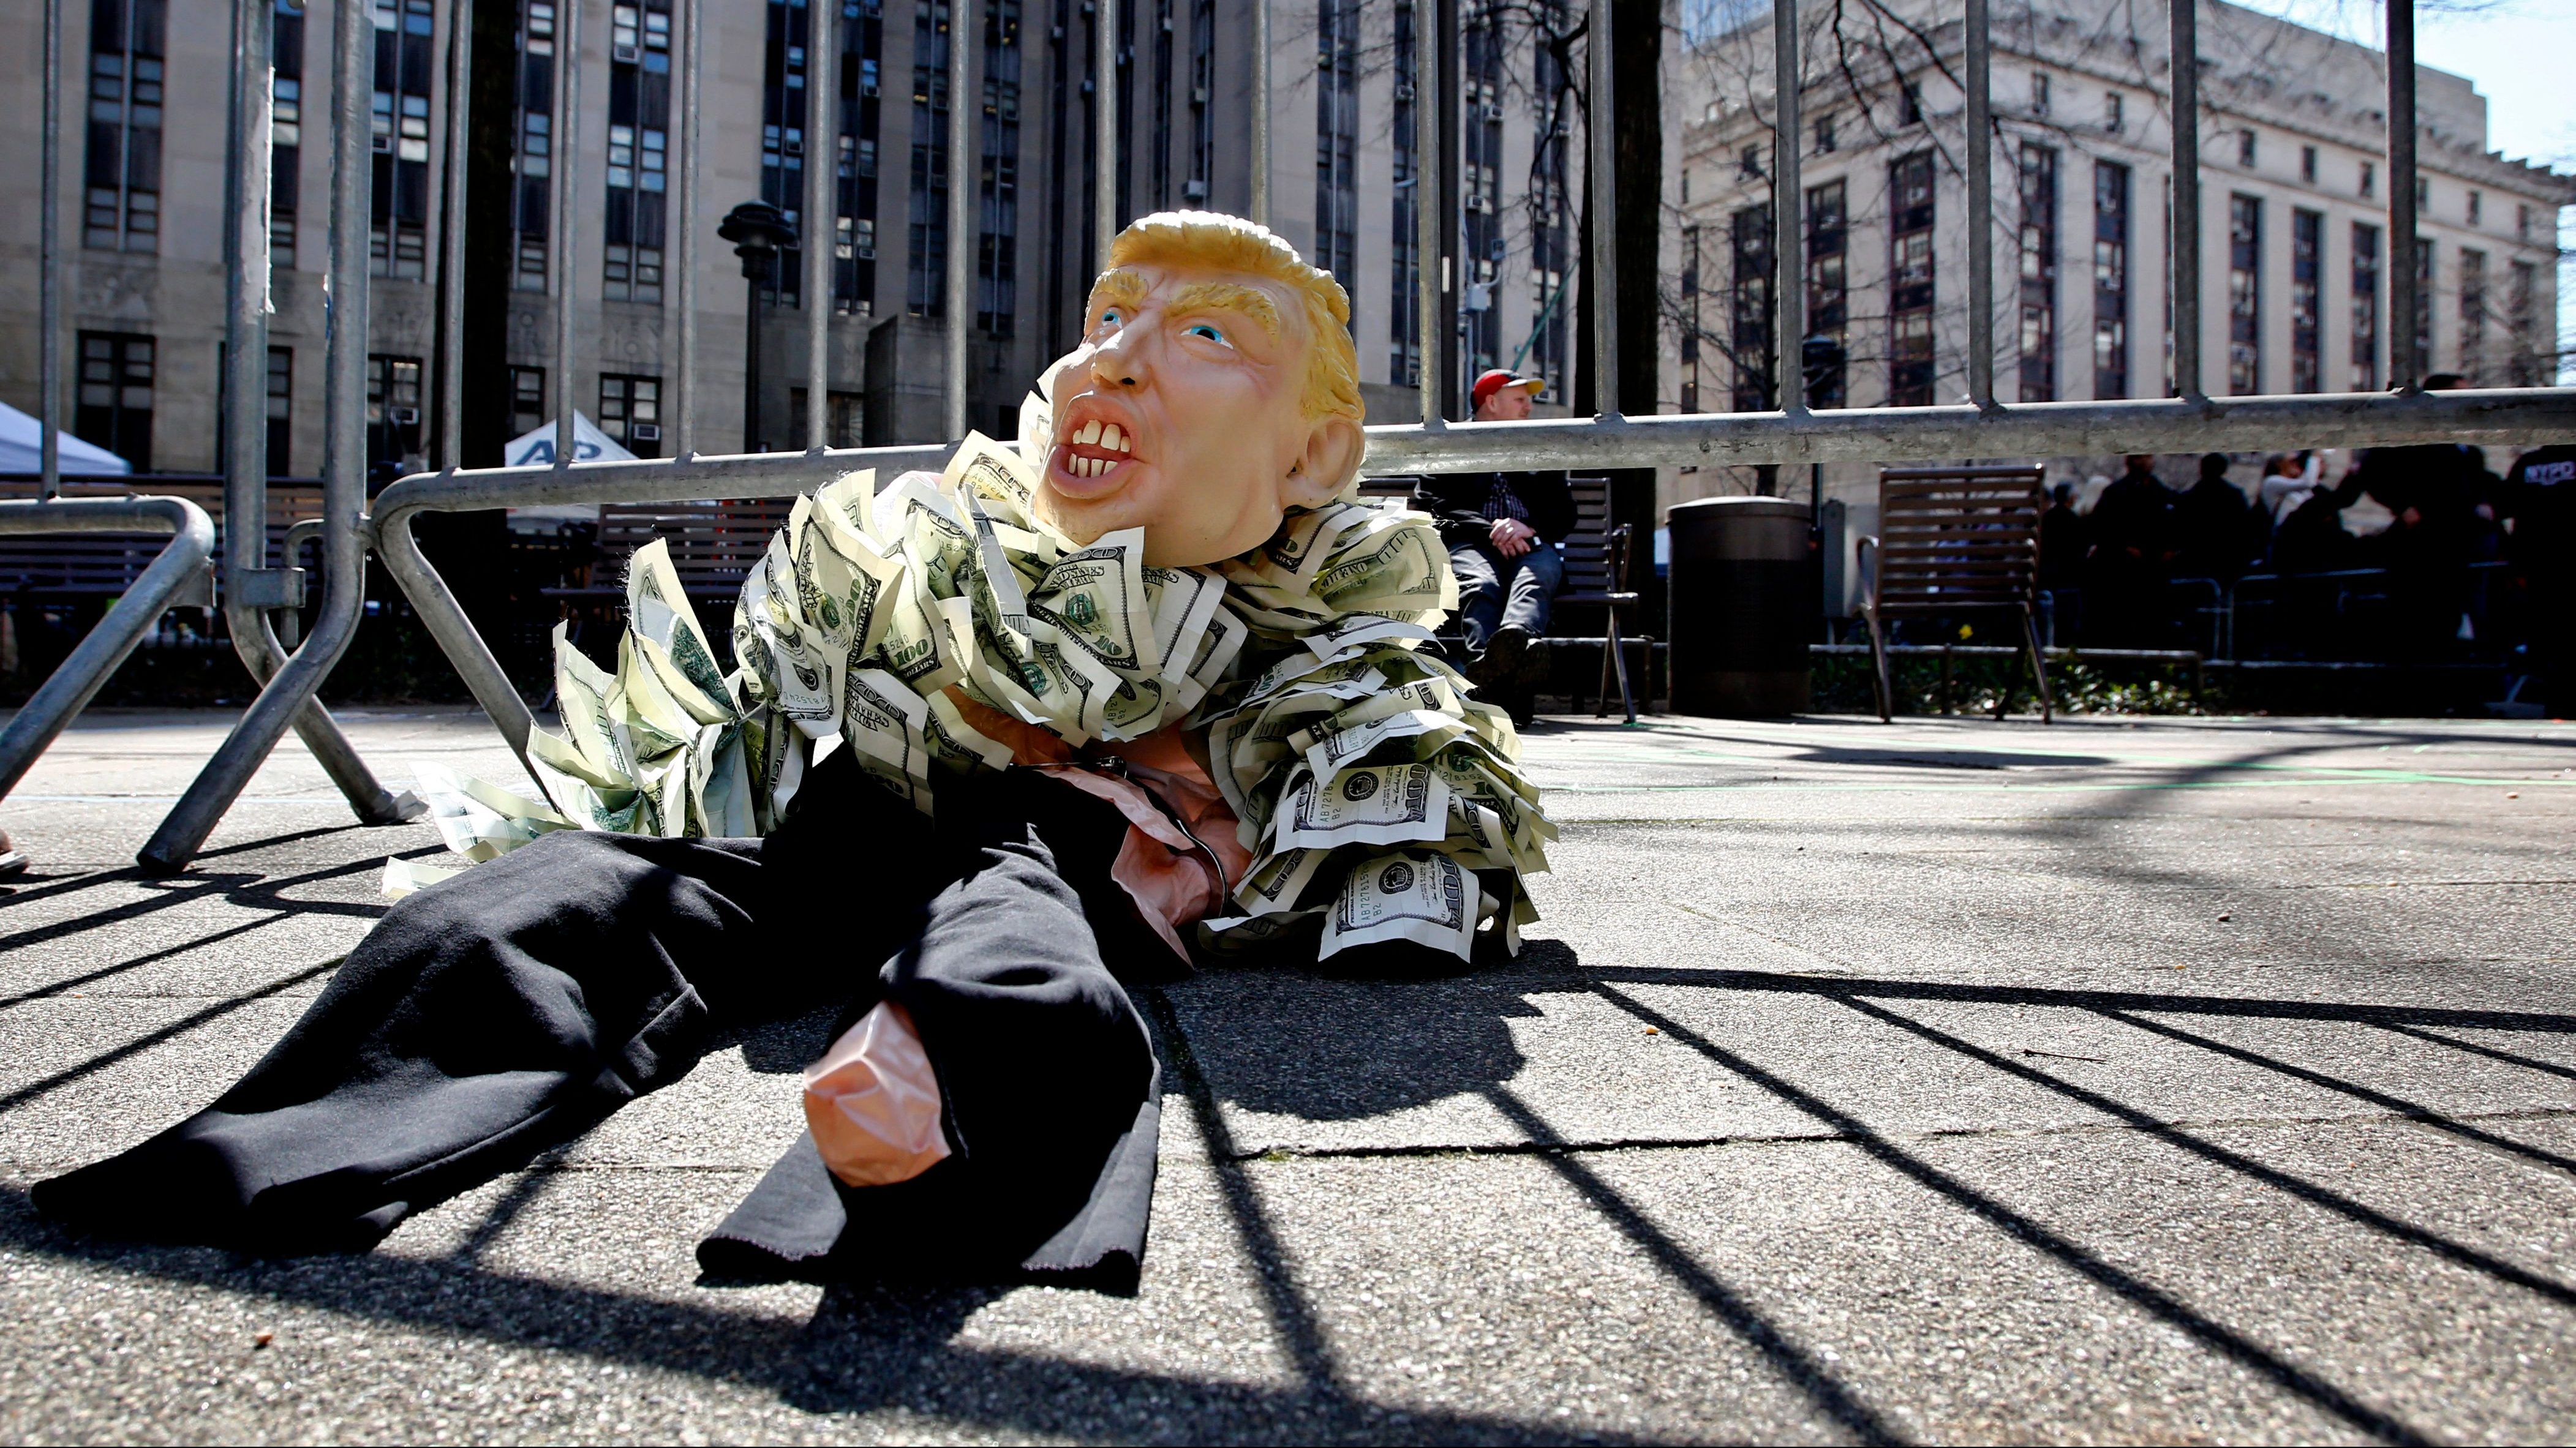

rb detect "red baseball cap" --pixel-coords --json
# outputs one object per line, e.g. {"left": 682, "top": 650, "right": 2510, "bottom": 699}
{"left": 1471, "top": 369, "right": 1546, "bottom": 408}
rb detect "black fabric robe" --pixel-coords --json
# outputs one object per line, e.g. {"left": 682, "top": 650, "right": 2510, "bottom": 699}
{"left": 34, "top": 754, "right": 1180, "bottom": 1290}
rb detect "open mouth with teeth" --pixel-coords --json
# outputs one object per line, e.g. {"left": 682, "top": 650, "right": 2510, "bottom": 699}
{"left": 1050, "top": 415, "right": 1140, "bottom": 492}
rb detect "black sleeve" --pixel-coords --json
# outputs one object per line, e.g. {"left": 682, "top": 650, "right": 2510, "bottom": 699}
{"left": 1518, "top": 471, "right": 1576, "bottom": 544}
{"left": 1412, "top": 473, "right": 1496, "bottom": 546}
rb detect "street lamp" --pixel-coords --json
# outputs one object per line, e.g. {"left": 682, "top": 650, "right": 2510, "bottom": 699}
{"left": 718, "top": 200, "right": 797, "bottom": 454}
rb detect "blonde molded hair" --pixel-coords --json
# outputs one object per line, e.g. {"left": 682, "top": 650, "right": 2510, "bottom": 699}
{"left": 1102, "top": 212, "right": 1365, "bottom": 426}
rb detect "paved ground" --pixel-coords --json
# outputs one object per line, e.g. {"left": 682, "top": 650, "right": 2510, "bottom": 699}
{"left": 0, "top": 705, "right": 2572, "bottom": 1444}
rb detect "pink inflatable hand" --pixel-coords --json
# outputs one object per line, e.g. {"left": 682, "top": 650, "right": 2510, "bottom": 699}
{"left": 801, "top": 1000, "right": 952, "bottom": 1187}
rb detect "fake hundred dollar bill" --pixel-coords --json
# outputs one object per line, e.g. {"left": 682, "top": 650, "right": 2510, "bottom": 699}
{"left": 1321, "top": 850, "right": 1479, "bottom": 959}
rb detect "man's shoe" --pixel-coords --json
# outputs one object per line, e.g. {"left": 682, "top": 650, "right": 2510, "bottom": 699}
{"left": 1472, "top": 626, "right": 1528, "bottom": 690}
{"left": 1515, "top": 636, "right": 1554, "bottom": 691}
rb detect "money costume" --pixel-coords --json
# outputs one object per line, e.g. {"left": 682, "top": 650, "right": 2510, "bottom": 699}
{"left": 33, "top": 428, "right": 1553, "bottom": 1284}
{"left": 37, "top": 213, "right": 1554, "bottom": 1284}
{"left": 448, "top": 419, "right": 1550, "bottom": 964}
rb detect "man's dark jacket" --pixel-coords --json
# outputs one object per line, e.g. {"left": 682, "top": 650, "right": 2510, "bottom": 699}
{"left": 1412, "top": 471, "right": 1576, "bottom": 549}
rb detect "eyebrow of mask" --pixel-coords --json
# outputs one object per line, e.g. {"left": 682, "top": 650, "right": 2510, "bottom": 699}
{"left": 1088, "top": 269, "right": 1153, "bottom": 318}
{"left": 1168, "top": 282, "right": 1281, "bottom": 339}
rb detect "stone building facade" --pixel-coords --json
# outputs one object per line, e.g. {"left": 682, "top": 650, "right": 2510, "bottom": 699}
{"left": 1670, "top": 0, "right": 2570, "bottom": 510}
{"left": 0, "top": 0, "right": 1631, "bottom": 477}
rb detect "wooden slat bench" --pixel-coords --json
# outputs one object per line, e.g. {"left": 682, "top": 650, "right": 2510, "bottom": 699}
{"left": 542, "top": 499, "right": 796, "bottom": 604}
{"left": 0, "top": 476, "right": 322, "bottom": 600}
{"left": 1859, "top": 465, "right": 2052, "bottom": 722}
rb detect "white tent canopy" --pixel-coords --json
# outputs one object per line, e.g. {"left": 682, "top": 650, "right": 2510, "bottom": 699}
{"left": 503, "top": 412, "right": 636, "bottom": 468}
{"left": 0, "top": 399, "right": 133, "bottom": 476}
{"left": 501, "top": 414, "right": 636, "bottom": 532}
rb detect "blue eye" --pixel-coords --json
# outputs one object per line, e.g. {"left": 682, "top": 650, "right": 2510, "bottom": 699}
{"left": 1097, "top": 308, "right": 1124, "bottom": 331}
{"left": 1185, "top": 323, "right": 1230, "bottom": 347}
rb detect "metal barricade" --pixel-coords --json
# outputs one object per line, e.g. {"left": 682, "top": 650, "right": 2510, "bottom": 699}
{"left": 132, "top": 0, "right": 423, "bottom": 873}
{"left": 0, "top": 497, "right": 216, "bottom": 805}
{"left": 4, "top": 0, "right": 415, "bottom": 874}
{"left": 18, "top": 0, "right": 2575, "bottom": 865}
{"left": 364, "top": 0, "right": 2574, "bottom": 789}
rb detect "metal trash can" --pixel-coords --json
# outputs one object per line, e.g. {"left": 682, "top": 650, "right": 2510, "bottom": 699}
{"left": 1667, "top": 496, "right": 1817, "bottom": 716}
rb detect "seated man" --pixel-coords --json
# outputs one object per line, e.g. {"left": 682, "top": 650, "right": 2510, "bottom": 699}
{"left": 1413, "top": 369, "right": 1575, "bottom": 711}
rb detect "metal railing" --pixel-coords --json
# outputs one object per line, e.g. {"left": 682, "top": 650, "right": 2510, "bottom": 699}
{"left": 130, "top": 0, "right": 423, "bottom": 872}
{"left": 369, "top": 0, "right": 2571, "bottom": 787}
{"left": 14, "top": 0, "right": 2575, "bottom": 868}
{"left": 0, "top": 497, "right": 217, "bottom": 804}
{"left": 7, "top": 0, "right": 420, "bottom": 874}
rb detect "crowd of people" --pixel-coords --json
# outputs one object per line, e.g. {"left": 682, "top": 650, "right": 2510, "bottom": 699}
{"left": 2033, "top": 377, "right": 2574, "bottom": 710}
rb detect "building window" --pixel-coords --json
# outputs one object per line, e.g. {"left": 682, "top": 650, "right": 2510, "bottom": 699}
{"left": 266, "top": 346, "right": 294, "bottom": 475}
{"left": 2518, "top": 204, "right": 2534, "bottom": 242}
{"left": 2299, "top": 144, "right": 2315, "bottom": 184}
{"left": 599, "top": 373, "right": 663, "bottom": 456}
{"left": 2028, "top": 71, "right": 2049, "bottom": 116}
{"left": 976, "top": 0, "right": 1023, "bottom": 335}
{"left": 1806, "top": 179, "right": 1848, "bottom": 408}
{"left": 1315, "top": 0, "right": 1365, "bottom": 301}
{"left": 763, "top": 0, "right": 872, "bottom": 313}
{"left": 1730, "top": 205, "right": 1775, "bottom": 411}
{"left": 1899, "top": 83, "right": 1923, "bottom": 127}
{"left": 1888, "top": 151, "right": 1936, "bottom": 407}
{"left": 2162, "top": 191, "right": 2174, "bottom": 396}
{"left": 83, "top": 0, "right": 166, "bottom": 251}
{"left": 272, "top": 2, "right": 305, "bottom": 271}
{"left": 2416, "top": 176, "right": 2430, "bottom": 213}
{"left": 2466, "top": 190, "right": 2481, "bottom": 228}
{"left": 1738, "top": 146, "right": 1761, "bottom": 180}
{"left": 1458, "top": 6, "right": 1505, "bottom": 372}
{"left": 510, "top": 366, "right": 547, "bottom": 436}
{"left": 2017, "top": 143, "right": 2058, "bottom": 403}
{"left": 2359, "top": 160, "right": 2375, "bottom": 198}
{"left": 2350, "top": 221, "right": 2379, "bottom": 391}
{"left": 1813, "top": 112, "right": 1835, "bottom": 154}
{"left": 75, "top": 332, "right": 154, "bottom": 470}
{"left": 2102, "top": 91, "right": 2123, "bottom": 134}
{"left": 905, "top": 0, "right": 949, "bottom": 315}
{"left": 514, "top": 0, "right": 558, "bottom": 291}
{"left": 1387, "top": 0, "right": 1421, "bottom": 386}
{"left": 843, "top": 0, "right": 885, "bottom": 315}
{"left": 2093, "top": 160, "right": 2129, "bottom": 400}
{"left": 2228, "top": 194, "right": 2261, "bottom": 394}
{"left": 1527, "top": 0, "right": 1573, "bottom": 402}
{"left": 1149, "top": 0, "right": 1172, "bottom": 208}
{"left": 367, "top": 354, "right": 425, "bottom": 467}
{"left": 2412, "top": 238, "right": 2433, "bottom": 384}
{"left": 1186, "top": 0, "right": 1213, "bottom": 205}
{"left": 2458, "top": 248, "right": 2486, "bottom": 383}
{"left": 369, "top": 0, "right": 435, "bottom": 280}
{"left": 2290, "top": 208, "right": 2322, "bottom": 394}
{"left": 788, "top": 388, "right": 864, "bottom": 446}
{"left": 2507, "top": 259, "right": 2539, "bottom": 385}
{"left": 603, "top": 0, "right": 673, "bottom": 303}
{"left": 2236, "top": 129, "right": 2256, "bottom": 168}
{"left": 1681, "top": 225, "right": 1701, "bottom": 405}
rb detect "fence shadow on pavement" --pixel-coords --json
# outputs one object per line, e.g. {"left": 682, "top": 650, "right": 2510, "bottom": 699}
{"left": 4, "top": 718, "right": 2574, "bottom": 1439}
